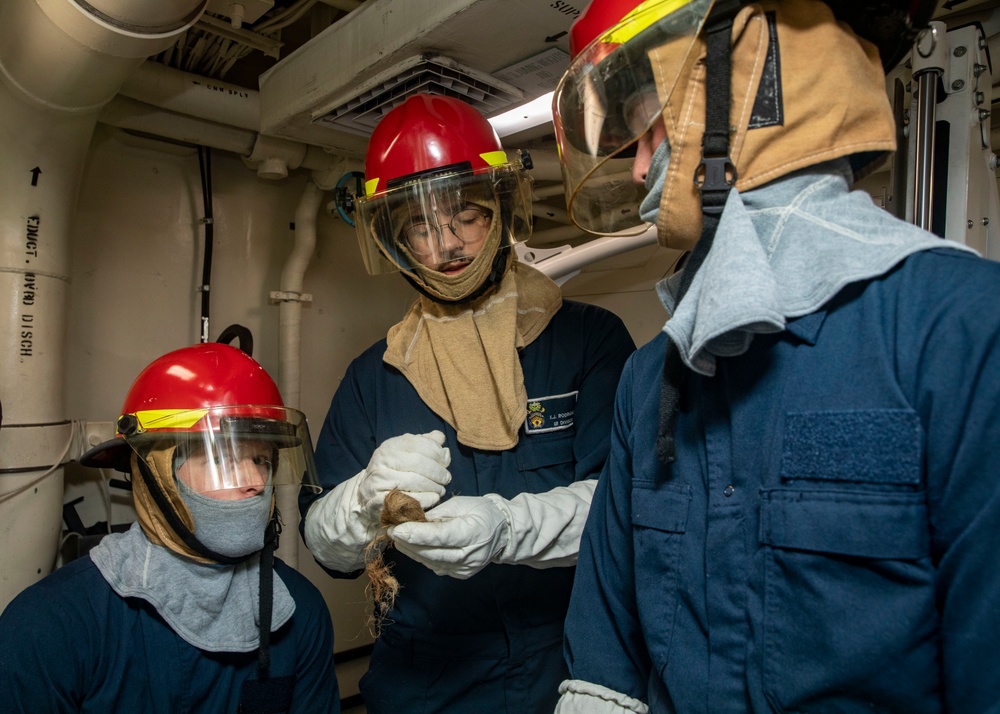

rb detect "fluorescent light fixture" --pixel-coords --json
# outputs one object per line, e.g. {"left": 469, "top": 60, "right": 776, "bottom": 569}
{"left": 488, "top": 91, "right": 555, "bottom": 137}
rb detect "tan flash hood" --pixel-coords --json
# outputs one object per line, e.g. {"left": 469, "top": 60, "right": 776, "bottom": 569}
{"left": 649, "top": 0, "right": 896, "bottom": 250}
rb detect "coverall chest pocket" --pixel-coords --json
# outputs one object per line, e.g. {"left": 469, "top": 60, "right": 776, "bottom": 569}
{"left": 759, "top": 409, "right": 940, "bottom": 713}
{"left": 631, "top": 481, "right": 690, "bottom": 676}
{"left": 515, "top": 431, "right": 575, "bottom": 471}
{"left": 514, "top": 431, "right": 576, "bottom": 495}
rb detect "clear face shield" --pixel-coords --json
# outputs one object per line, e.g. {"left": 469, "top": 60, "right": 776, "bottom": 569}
{"left": 553, "top": 0, "right": 715, "bottom": 235}
{"left": 354, "top": 164, "right": 533, "bottom": 277}
{"left": 122, "top": 405, "right": 322, "bottom": 501}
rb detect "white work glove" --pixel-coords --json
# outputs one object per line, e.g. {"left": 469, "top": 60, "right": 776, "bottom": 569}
{"left": 554, "top": 680, "right": 649, "bottom": 714}
{"left": 388, "top": 479, "right": 597, "bottom": 579}
{"left": 303, "top": 431, "right": 451, "bottom": 573}
{"left": 389, "top": 495, "right": 508, "bottom": 579}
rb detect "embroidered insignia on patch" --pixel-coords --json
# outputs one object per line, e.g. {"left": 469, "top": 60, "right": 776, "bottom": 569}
{"left": 523, "top": 391, "right": 579, "bottom": 435}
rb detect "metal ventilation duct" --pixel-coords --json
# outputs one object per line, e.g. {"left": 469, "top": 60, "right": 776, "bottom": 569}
{"left": 258, "top": 0, "right": 583, "bottom": 156}
{"left": 314, "top": 53, "right": 523, "bottom": 137}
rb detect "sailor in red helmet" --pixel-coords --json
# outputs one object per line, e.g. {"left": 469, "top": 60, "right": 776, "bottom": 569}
{"left": 300, "top": 93, "right": 635, "bottom": 713}
{"left": 549, "top": 0, "right": 1000, "bottom": 712}
{"left": 0, "top": 343, "right": 339, "bottom": 714}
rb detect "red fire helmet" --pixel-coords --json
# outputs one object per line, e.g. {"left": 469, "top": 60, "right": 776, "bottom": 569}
{"left": 362, "top": 94, "right": 508, "bottom": 198}
{"left": 81, "top": 343, "right": 294, "bottom": 472}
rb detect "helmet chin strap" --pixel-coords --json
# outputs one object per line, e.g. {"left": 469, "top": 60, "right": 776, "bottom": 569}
{"left": 656, "top": 0, "right": 741, "bottom": 465}
{"left": 133, "top": 456, "right": 283, "bottom": 685}
{"left": 255, "top": 515, "right": 280, "bottom": 679}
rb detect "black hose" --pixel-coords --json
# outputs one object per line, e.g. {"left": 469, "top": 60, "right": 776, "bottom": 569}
{"left": 197, "top": 146, "right": 215, "bottom": 343}
{"left": 216, "top": 324, "right": 255, "bottom": 357}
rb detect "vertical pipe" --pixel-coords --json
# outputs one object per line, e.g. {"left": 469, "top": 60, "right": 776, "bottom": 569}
{"left": 274, "top": 180, "right": 324, "bottom": 567}
{"left": 912, "top": 69, "right": 939, "bottom": 231}
{"left": 909, "top": 22, "right": 948, "bottom": 232}
{"left": 0, "top": 0, "right": 207, "bottom": 612}
{"left": 0, "top": 83, "right": 93, "bottom": 608}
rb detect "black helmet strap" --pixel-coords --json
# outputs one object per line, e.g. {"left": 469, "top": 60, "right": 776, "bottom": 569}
{"left": 237, "top": 514, "right": 295, "bottom": 713}
{"left": 256, "top": 514, "right": 280, "bottom": 677}
{"left": 656, "top": 1, "right": 740, "bottom": 464}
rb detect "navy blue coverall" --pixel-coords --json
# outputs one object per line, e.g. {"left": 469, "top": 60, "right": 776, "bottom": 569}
{"left": 0, "top": 555, "right": 339, "bottom": 713}
{"left": 564, "top": 248, "right": 1000, "bottom": 713}
{"left": 303, "top": 299, "right": 634, "bottom": 714}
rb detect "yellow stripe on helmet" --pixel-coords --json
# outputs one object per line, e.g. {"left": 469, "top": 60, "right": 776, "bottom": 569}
{"left": 126, "top": 408, "right": 209, "bottom": 433}
{"left": 604, "top": 0, "right": 699, "bottom": 46}
{"left": 479, "top": 151, "right": 509, "bottom": 167}
{"left": 366, "top": 152, "right": 506, "bottom": 197}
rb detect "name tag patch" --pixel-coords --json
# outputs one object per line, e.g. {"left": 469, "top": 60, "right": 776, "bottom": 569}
{"left": 524, "top": 391, "right": 578, "bottom": 435}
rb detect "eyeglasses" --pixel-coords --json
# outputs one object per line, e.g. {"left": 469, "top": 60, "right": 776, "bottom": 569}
{"left": 403, "top": 206, "right": 493, "bottom": 256}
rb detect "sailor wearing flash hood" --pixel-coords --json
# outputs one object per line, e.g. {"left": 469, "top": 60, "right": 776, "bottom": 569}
{"left": 301, "top": 94, "right": 636, "bottom": 713}
{"left": 0, "top": 343, "right": 339, "bottom": 714}
{"left": 550, "top": 1, "right": 1000, "bottom": 712}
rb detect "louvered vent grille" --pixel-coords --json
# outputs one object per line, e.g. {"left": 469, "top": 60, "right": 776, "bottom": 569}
{"left": 313, "top": 54, "right": 523, "bottom": 137}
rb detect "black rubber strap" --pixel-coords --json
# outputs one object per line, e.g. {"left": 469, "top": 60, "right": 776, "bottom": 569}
{"left": 656, "top": 4, "right": 739, "bottom": 464}
{"left": 694, "top": 2, "right": 739, "bottom": 208}
{"left": 257, "top": 514, "right": 280, "bottom": 678}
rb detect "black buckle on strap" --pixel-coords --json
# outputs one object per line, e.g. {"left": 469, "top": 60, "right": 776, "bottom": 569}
{"left": 694, "top": 155, "right": 737, "bottom": 191}
{"left": 694, "top": 155, "right": 737, "bottom": 214}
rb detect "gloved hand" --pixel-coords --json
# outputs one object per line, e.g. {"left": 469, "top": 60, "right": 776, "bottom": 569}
{"left": 356, "top": 431, "right": 452, "bottom": 520}
{"left": 389, "top": 495, "right": 509, "bottom": 579}
{"left": 554, "top": 680, "right": 649, "bottom": 714}
{"left": 389, "top": 479, "right": 598, "bottom": 579}
{"left": 303, "top": 431, "right": 451, "bottom": 573}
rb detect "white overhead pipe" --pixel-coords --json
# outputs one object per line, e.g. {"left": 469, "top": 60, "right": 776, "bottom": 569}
{"left": 0, "top": 0, "right": 208, "bottom": 612}
{"left": 119, "top": 60, "right": 260, "bottom": 131}
{"left": 268, "top": 179, "right": 325, "bottom": 567}
{"left": 99, "top": 91, "right": 345, "bottom": 179}
{"left": 518, "top": 226, "right": 660, "bottom": 285}
{"left": 100, "top": 94, "right": 259, "bottom": 154}
{"left": 117, "top": 61, "right": 356, "bottom": 180}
